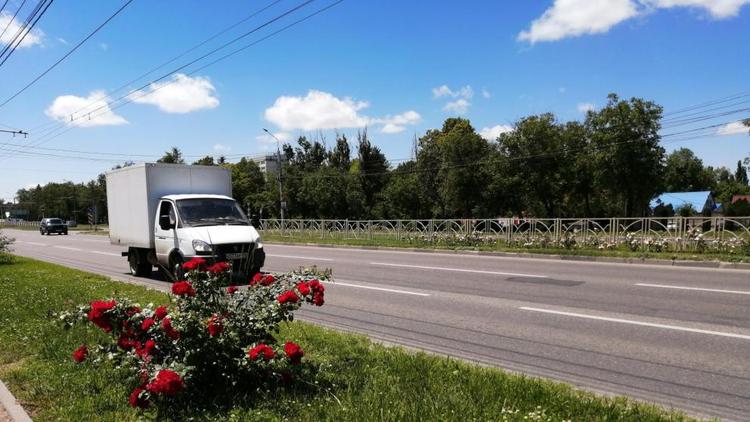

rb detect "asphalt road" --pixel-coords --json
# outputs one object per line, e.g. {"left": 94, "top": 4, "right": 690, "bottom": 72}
{"left": 5, "top": 228, "right": 750, "bottom": 421}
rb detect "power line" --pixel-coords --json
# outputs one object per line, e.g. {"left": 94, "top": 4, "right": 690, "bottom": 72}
{"left": 0, "top": 0, "right": 133, "bottom": 108}
{"left": 0, "top": 0, "right": 41, "bottom": 63}
{"left": 0, "top": 0, "right": 27, "bottom": 43}
{"left": 1, "top": 0, "right": 344, "bottom": 161}
{"left": 663, "top": 90, "right": 750, "bottom": 117}
{"left": 0, "top": 0, "right": 10, "bottom": 16}
{"left": 0, "top": 0, "right": 52, "bottom": 67}
{"left": 26, "top": 0, "right": 285, "bottom": 134}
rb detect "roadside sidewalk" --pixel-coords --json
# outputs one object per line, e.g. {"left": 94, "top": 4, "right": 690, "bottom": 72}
{"left": 0, "top": 381, "right": 31, "bottom": 422}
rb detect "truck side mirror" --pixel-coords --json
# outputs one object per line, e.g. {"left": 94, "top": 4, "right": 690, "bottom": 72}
{"left": 159, "top": 214, "right": 175, "bottom": 230}
{"left": 250, "top": 214, "right": 260, "bottom": 228}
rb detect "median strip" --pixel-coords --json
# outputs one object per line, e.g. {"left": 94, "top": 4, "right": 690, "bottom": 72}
{"left": 520, "top": 307, "right": 750, "bottom": 340}
{"left": 635, "top": 283, "right": 750, "bottom": 296}
{"left": 370, "top": 262, "right": 547, "bottom": 278}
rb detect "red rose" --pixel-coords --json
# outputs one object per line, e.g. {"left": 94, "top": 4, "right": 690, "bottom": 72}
{"left": 313, "top": 292, "right": 325, "bottom": 306}
{"left": 154, "top": 305, "right": 168, "bottom": 320}
{"left": 308, "top": 280, "right": 325, "bottom": 293}
{"left": 126, "top": 306, "right": 141, "bottom": 317}
{"left": 207, "top": 261, "right": 230, "bottom": 274}
{"left": 250, "top": 273, "right": 276, "bottom": 286}
{"left": 277, "top": 290, "right": 299, "bottom": 304}
{"left": 171, "top": 281, "right": 196, "bottom": 297}
{"left": 207, "top": 314, "right": 223, "bottom": 337}
{"left": 141, "top": 318, "right": 155, "bottom": 331}
{"left": 284, "top": 342, "right": 304, "bottom": 364}
{"left": 136, "top": 339, "right": 156, "bottom": 358}
{"left": 182, "top": 257, "right": 207, "bottom": 271}
{"left": 226, "top": 285, "right": 238, "bottom": 294}
{"left": 296, "top": 282, "right": 311, "bottom": 296}
{"left": 308, "top": 280, "right": 325, "bottom": 306}
{"left": 117, "top": 334, "right": 138, "bottom": 350}
{"left": 72, "top": 344, "right": 87, "bottom": 363}
{"left": 146, "top": 370, "right": 184, "bottom": 396}
{"left": 161, "top": 317, "right": 180, "bottom": 340}
{"left": 128, "top": 386, "right": 149, "bottom": 409}
{"left": 248, "top": 344, "right": 275, "bottom": 361}
{"left": 87, "top": 300, "right": 116, "bottom": 332}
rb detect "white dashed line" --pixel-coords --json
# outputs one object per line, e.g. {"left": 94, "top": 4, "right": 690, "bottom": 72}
{"left": 635, "top": 283, "right": 750, "bottom": 296}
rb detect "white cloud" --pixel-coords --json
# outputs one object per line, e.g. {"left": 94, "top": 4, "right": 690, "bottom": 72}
{"left": 432, "top": 85, "right": 474, "bottom": 99}
{"left": 99, "top": 42, "right": 109, "bottom": 51}
{"left": 518, "top": 0, "right": 749, "bottom": 43}
{"left": 518, "top": 0, "right": 639, "bottom": 43}
{"left": 646, "top": 0, "right": 750, "bottom": 18}
{"left": 375, "top": 110, "right": 421, "bottom": 134}
{"left": 45, "top": 91, "right": 128, "bottom": 128}
{"left": 481, "top": 89, "right": 492, "bottom": 99}
{"left": 717, "top": 121, "right": 749, "bottom": 136}
{"left": 443, "top": 99, "right": 471, "bottom": 114}
{"left": 0, "top": 11, "right": 44, "bottom": 48}
{"left": 213, "top": 143, "right": 231, "bottom": 152}
{"left": 57, "top": 37, "right": 68, "bottom": 45}
{"left": 577, "top": 102, "right": 596, "bottom": 113}
{"left": 263, "top": 90, "right": 420, "bottom": 134}
{"left": 265, "top": 90, "right": 369, "bottom": 131}
{"left": 480, "top": 125, "right": 513, "bottom": 141}
{"left": 129, "top": 74, "right": 219, "bottom": 114}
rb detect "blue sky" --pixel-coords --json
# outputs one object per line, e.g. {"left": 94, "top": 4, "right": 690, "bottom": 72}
{"left": 1, "top": 0, "right": 749, "bottom": 202}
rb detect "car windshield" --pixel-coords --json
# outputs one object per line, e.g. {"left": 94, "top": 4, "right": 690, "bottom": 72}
{"left": 175, "top": 198, "right": 249, "bottom": 227}
{"left": 48, "top": 219, "right": 63, "bottom": 224}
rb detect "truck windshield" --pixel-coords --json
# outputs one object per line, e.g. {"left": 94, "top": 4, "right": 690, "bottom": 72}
{"left": 49, "top": 219, "right": 63, "bottom": 224}
{"left": 175, "top": 198, "right": 249, "bottom": 227}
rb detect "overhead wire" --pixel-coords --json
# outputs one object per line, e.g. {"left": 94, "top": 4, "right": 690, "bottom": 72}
{"left": 0, "top": 0, "right": 52, "bottom": 67}
{"left": 0, "top": 0, "right": 27, "bottom": 43}
{"left": 0, "top": 0, "right": 40, "bottom": 62}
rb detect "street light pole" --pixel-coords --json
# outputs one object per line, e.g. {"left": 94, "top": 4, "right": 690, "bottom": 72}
{"left": 262, "top": 129, "right": 285, "bottom": 228}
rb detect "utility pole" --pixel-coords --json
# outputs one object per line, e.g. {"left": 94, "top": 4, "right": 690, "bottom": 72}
{"left": 262, "top": 129, "right": 285, "bottom": 228}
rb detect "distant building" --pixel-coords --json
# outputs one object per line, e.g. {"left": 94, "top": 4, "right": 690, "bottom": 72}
{"left": 650, "top": 191, "right": 720, "bottom": 215}
{"left": 731, "top": 194, "right": 750, "bottom": 204}
{"left": 250, "top": 154, "right": 286, "bottom": 176}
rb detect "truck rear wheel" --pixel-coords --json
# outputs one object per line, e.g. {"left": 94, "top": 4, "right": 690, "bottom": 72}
{"left": 128, "top": 249, "right": 151, "bottom": 277}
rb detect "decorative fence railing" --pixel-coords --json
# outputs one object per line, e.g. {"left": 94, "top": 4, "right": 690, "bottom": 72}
{"left": 259, "top": 217, "right": 750, "bottom": 254}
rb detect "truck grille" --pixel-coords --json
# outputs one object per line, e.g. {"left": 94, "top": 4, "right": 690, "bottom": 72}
{"left": 213, "top": 243, "right": 256, "bottom": 279}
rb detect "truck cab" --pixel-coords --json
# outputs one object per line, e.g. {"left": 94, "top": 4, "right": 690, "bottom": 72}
{"left": 152, "top": 194, "right": 264, "bottom": 279}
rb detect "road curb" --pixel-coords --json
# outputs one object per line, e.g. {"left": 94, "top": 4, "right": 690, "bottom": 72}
{"left": 0, "top": 380, "right": 32, "bottom": 422}
{"left": 265, "top": 241, "right": 750, "bottom": 270}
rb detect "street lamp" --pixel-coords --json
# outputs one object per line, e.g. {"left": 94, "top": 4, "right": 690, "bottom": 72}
{"left": 262, "top": 129, "right": 285, "bottom": 227}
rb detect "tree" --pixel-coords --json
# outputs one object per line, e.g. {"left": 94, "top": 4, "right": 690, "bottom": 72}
{"left": 381, "top": 161, "right": 427, "bottom": 218}
{"left": 663, "top": 148, "right": 713, "bottom": 192}
{"left": 329, "top": 134, "right": 351, "bottom": 171}
{"left": 587, "top": 94, "right": 665, "bottom": 217}
{"left": 228, "top": 158, "right": 265, "bottom": 213}
{"left": 192, "top": 156, "right": 216, "bottom": 166}
{"left": 735, "top": 160, "right": 748, "bottom": 186}
{"left": 157, "top": 147, "right": 185, "bottom": 164}
{"left": 356, "top": 129, "right": 389, "bottom": 216}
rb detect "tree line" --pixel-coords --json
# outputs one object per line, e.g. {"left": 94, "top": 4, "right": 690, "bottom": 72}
{"left": 5, "top": 94, "right": 750, "bottom": 222}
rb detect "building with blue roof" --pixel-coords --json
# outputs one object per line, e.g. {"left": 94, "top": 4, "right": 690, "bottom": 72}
{"left": 650, "top": 191, "right": 720, "bottom": 215}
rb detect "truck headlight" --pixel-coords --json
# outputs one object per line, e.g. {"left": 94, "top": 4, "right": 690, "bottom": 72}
{"left": 192, "top": 239, "right": 213, "bottom": 254}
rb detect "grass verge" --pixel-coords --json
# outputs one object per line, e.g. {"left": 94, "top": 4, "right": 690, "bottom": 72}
{"left": 0, "top": 256, "right": 693, "bottom": 421}
{"left": 261, "top": 233, "right": 750, "bottom": 264}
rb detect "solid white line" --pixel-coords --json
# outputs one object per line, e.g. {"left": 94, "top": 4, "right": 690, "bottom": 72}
{"left": 90, "top": 250, "right": 121, "bottom": 257}
{"left": 329, "top": 281, "right": 430, "bottom": 296}
{"left": 520, "top": 306, "right": 750, "bottom": 340}
{"left": 54, "top": 246, "right": 82, "bottom": 251}
{"left": 635, "top": 283, "right": 750, "bottom": 296}
{"left": 267, "top": 254, "right": 333, "bottom": 262}
{"left": 18, "top": 241, "right": 47, "bottom": 246}
{"left": 370, "top": 262, "right": 547, "bottom": 278}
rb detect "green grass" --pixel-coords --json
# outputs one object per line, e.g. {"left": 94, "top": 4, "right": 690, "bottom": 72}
{"left": 0, "top": 256, "right": 694, "bottom": 421}
{"left": 261, "top": 232, "right": 750, "bottom": 264}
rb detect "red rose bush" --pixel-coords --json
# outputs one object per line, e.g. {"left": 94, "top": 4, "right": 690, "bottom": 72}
{"left": 60, "top": 258, "right": 329, "bottom": 412}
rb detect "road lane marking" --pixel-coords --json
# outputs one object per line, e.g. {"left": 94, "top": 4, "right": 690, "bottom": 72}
{"left": 267, "top": 254, "right": 333, "bottom": 262}
{"left": 370, "top": 262, "right": 547, "bottom": 278}
{"left": 330, "top": 280, "right": 430, "bottom": 296}
{"left": 635, "top": 283, "right": 750, "bottom": 296}
{"left": 54, "top": 246, "right": 82, "bottom": 251}
{"left": 90, "top": 250, "right": 121, "bottom": 257}
{"left": 18, "top": 241, "right": 47, "bottom": 246}
{"left": 520, "top": 307, "right": 750, "bottom": 340}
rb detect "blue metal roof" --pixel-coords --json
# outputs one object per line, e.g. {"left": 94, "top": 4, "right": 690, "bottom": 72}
{"left": 650, "top": 191, "right": 712, "bottom": 211}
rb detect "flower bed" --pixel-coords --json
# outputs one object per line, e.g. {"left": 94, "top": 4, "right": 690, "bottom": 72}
{"left": 59, "top": 257, "right": 327, "bottom": 415}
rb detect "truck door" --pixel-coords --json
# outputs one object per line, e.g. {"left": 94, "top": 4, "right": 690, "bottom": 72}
{"left": 155, "top": 200, "right": 178, "bottom": 265}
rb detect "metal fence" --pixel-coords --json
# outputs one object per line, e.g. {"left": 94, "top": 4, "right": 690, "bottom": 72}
{"left": 259, "top": 217, "right": 750, "bottom": 254}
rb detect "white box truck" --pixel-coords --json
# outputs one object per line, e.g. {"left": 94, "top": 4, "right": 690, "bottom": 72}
{"left": 106, "top": 163, "right": 264, "bottom": 280}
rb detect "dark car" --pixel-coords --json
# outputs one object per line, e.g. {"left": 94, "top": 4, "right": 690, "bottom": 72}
{"left": 40, "top": 218, "right": 68, "bottom": 235}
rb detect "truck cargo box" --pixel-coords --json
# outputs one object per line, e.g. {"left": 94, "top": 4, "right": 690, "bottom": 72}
{"left": 106, "top": 163, "right": 232, "bottom": 248}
